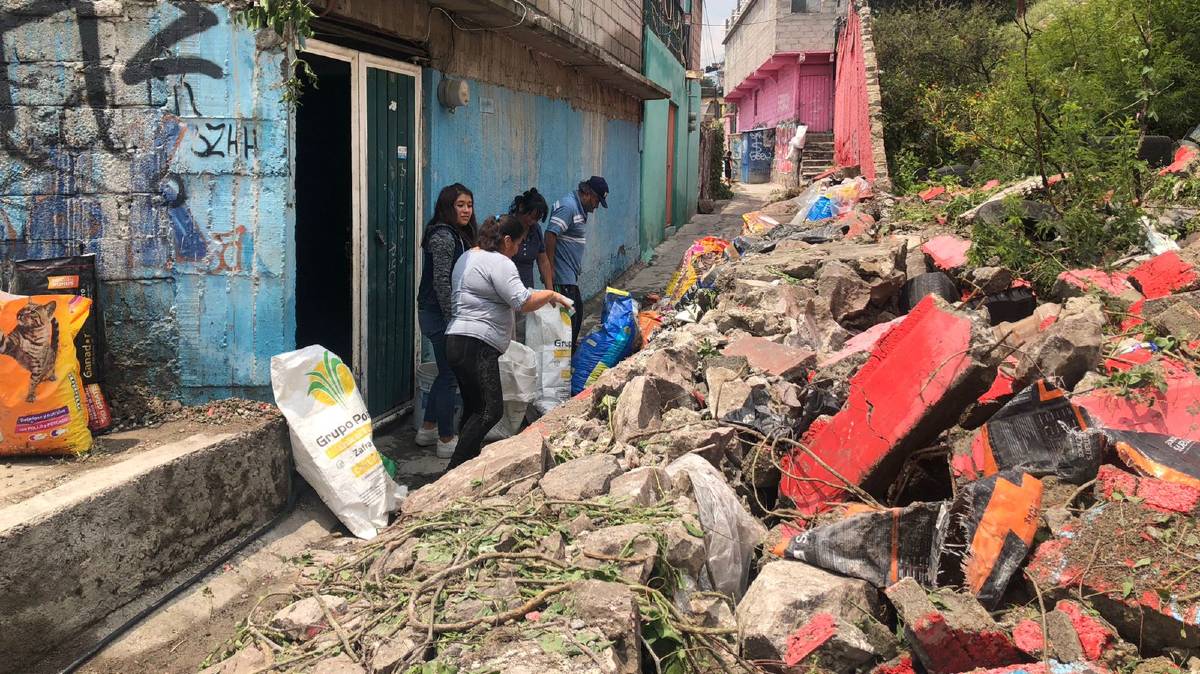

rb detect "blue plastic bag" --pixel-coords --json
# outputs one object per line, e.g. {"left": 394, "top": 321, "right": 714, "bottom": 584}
{"left": 806, "top": 195, "right": 833, "bottom": 221}
{"left": 571, "top": 288, "right": 639, "bottom": 395}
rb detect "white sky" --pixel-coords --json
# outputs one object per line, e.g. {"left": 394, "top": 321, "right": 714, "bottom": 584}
{"left": 700, "top": 0, "right": 737, "bottom": 68}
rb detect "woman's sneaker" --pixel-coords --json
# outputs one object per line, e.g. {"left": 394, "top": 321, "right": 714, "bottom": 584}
{"left": 415, "top": 427, "right": 438, "bottom": 447}
{"left": 436, "top": 438, "right": 457, "bottom": 459}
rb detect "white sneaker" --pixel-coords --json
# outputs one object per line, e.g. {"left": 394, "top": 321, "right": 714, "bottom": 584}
{"left": 436, "top": 438, "right": 457, "bottom": 459}
{"left": 415, "top": 427, "right": 437, "bottom": 447}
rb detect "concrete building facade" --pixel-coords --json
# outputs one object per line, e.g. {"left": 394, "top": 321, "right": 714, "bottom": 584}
{"left": 0, "top": 0, "right": 679, "bottom": 417}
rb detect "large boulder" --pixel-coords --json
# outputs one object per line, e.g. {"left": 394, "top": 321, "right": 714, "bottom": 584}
{"left": 575, "top": 524, "right": 660, "bottom": 584}
{"left": 611, "top": 376, "right": 665, "bottom": 443}
{"left": 539, "top": 453, "right": 622, "bottom": 501}
{"left": 607, "top": 466, "right": 672, "bottom": 506}
{"left": 1013, "top": 296, "right": 1104, "bottom": 389}
{"left": 402, "top": 432, "right": 551, "bottom": 515}
{"left": 736, "top": 561, "right": 893, "bottom": 673}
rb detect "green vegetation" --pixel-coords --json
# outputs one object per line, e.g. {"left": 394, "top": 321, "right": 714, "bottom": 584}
{"left": 234, "top": 0, "right": 317, "bottom": 104}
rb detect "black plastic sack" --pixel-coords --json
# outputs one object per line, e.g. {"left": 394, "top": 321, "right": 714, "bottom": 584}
{"left": 901, "top": 272, "right": 959, "bottom": 313}
{"left": 796, "top": 386, "right": 844, "bottom": 436}
{"left": 931, "top": 470, "right": 1043, "bottom": 608}
{"left": 776, "top": 502, "right": 945, "bottom": 587}
{"left": 11, "top": 255, "right": 112, "bottom": 431}
{"left": 974, "top": 379, "right": 1100, "bottom": 484}
{"left": 1107, "top": 428, "right": 1200, "bottom": 489}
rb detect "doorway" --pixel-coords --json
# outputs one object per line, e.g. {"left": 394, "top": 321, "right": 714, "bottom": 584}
{"left": 665, "top": 102, "right": 677, "bottom": 228}
{"left": 298, "top": 42, "right": 422, "bottom": 422}
{"left": 295, "top": 53, "right": 354, "bottom": 364}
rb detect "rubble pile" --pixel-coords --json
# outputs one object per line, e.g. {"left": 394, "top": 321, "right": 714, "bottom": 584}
{"left": 207, "top": 170, "right": 1200, "bottom": 673}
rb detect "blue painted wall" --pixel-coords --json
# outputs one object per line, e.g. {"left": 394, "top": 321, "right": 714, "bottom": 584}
{"left": 0, "top": 2, "right": 292, "bottom": 403}
{"left": 423, "top": 71, "right": 641, "bottom": 301}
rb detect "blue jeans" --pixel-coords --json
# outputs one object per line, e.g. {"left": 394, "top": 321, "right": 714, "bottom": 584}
{"left": 419, "top": 309, "right": 457, "bottom": 438}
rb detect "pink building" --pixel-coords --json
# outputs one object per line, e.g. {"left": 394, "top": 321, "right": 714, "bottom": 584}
{"left": 723, "top": 0, "right": 841, "bottom": 182}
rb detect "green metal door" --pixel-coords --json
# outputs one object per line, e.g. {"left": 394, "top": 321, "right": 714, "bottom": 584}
{"left": 365, "top": 66, "right": 416, "bottom": 417}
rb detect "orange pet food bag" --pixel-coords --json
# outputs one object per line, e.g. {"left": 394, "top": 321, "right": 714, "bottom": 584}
{"left": 0, "top": 291, "right": 93, "bottom": 455}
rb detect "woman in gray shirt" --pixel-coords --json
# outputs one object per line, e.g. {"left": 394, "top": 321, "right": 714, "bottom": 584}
{"left": 444, "top": 215, "right": 570, "bottom": 469}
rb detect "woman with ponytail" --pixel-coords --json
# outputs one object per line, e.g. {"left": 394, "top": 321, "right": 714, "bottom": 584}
{"left": 443, "top": 214, "right": 571, "bottom": 469}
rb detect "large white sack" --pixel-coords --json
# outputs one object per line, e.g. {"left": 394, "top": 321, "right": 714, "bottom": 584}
{"left": 270, "top": 345, "right": 402, "bottom": 540}
{"left": 526, "top": 305, "right": 573, "bottom": 410}
{"left": 498, "top": 340, "right": 538, "bottom": 404}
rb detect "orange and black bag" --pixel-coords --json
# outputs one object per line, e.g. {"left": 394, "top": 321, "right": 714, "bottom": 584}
{"left": 1107, "top": 428, "right": 1200, "bottom": 489}
{"left": 0, "top": 291, "right": 93, "bottom": 455}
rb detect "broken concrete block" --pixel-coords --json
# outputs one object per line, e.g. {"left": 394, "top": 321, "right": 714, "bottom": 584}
{"left": 309, "top": 654, "right": 366, "bottom": 674}
{"left": 884, "top": 578, "right": 1027, "bottom": 674}
{"left": 611, "top": 376, "right": 663, "bottom": 443}
{"left": 369, "top": 631, "right": 421, "bottom": 673}
{"left": 737, "top": 561, "right": 892, "bottom": 674}
{"left": 1054, "top": 269, "right": 1142, "bottom": 306}
{"left": 1054, "top": 599, "right": 1119, "bottom": 662}
{"left": 661, "top": 518, "right": 706, "bottom": 578}
{"left": 402, "top": 432, "right": 551, "bottom": 515}
{"left": 971, "top": 267, "right": 1016, "bottom": 295}
{"left": 1012, "top": 612, "right": 1085, "bottom": 663}
{"left": 539, "top": 453, "right": 622, "bottom": 501}
{"left": 870, "top": 654, "right": 918, "bottom": 674}
{"left": 1140, "top": 290, "right": 1200, "bottom": 340}
{"left": 1013, "top": 296, "right": 1104, "bottom": 390}
{"left": 786, "top": 296, "right": 853, "bottom": 354}
{"left": 1074, "top": 357, "right": 1200, "bottom": 441}
{"left": 819, "top": 315, "right": 906, "bottom": 368}
{"left": 640, "top": 348, "right": 700, "bottom": 398}
{"left": 1128, "top": 251, "right": 1200, "bottom": 299}
{"left": 607, "top": 466, "right": 672, "bottom": 505}
{"left": 198, "top": 645, "right": 273, "bottom": 674}
{"left": 575, "top": 523, "right": 659, "bottom": 584}
{"left": 922, "top": 235, "right": 970, "bottom": 271}
{"left": 722, "top": 335, "right": 815, "bottom": 380}
{"left": 271, "top": 595, "right": 349, "bottom": 642}
{"left": 565, "top": 580, "right": 642, "bottom": 673}
{"left": 818, "top": 260, "right": 875, "bottom": 324}
{"left": 780, "top": 296, "right": 1000, "bottom": 514}
{"left": 1095, "top": 463, "right": 1200, "bottom": 514}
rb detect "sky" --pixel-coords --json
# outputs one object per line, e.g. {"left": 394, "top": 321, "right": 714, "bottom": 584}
{"left": 700, "top": 0, "right": 738, "bottom": 68}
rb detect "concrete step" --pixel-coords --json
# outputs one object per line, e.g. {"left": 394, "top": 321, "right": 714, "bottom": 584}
{"left": 2, "top": 417, "right": 292, "bottom": 672}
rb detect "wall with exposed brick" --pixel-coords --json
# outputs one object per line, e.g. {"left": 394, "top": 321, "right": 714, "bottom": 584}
{"left": 0, "top": 0, "right": 292, "bottom": 404}
{"left": 525, "top": 0, "right": 643, "bottom": 71}
{"left": 723, "top": 0, "right": 776, "bottom": 91}
{"left": 774, "top": 0, "right": 840, "bottom": 55}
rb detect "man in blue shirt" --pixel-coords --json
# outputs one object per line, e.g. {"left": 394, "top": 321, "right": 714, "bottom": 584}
{"left": 545, "top": 176, "right": 607, "bottom": 351}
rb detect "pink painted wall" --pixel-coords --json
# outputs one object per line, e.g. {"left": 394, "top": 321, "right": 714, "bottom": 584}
{"left": 833, "top": 6, "right": 876, "bottom": 181}
{"left": 734, "top": 61, "right": 834, "bottom": 133}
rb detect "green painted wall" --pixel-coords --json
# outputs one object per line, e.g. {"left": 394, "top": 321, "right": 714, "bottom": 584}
{"left": 639, "top": 32, "right": 700, "bottom": 261}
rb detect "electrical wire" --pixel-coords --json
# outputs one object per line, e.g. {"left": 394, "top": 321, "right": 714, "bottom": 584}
{"left": 429, "top": 1, "right": 529, "bottom": 35}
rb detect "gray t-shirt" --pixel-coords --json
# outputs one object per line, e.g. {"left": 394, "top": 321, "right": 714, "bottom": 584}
{"left": 446, "top": 249, "right": 534, "bottom": 353}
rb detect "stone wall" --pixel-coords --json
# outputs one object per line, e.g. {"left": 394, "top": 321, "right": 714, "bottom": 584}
{"left": 857, "top": 0, "right": 890, "bottom": 189}
{"left": 0, "top": 0, "right": 293, "bottom": 404}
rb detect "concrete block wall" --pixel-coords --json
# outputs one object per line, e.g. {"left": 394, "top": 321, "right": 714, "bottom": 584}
{"left": 723, "top": 0, "right": 776, "bottom": 90}
{"left": 857, "top": 0, "right": 890, "bottom": 188}
{"left": 774, "top": 0, "right": 840, "bottom": 54}
{"left": 0, "top": 0, "right": 292, "bottom": 404}
{"left": 528, "top": 0, "right": 643, "bottom": 71}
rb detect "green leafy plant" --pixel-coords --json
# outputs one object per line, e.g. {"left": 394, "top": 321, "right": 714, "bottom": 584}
{"left": 234, "top": 0, "right": 318, "bottom": 104}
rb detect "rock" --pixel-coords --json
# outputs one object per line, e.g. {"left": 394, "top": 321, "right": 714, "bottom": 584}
{"left": 368, "top": 538, "right": 417, "bottom": 580}
{"left": 309, "top": 654, "right": 366, "bottom": 674}
{"left": 784, "top": 297, "right": 852, "bottom": 354}
{"left": 885, "top": 578, "right": 1025, "bottom": 674}
{"left": 198, "top": 645, "right": 273, "bottom": 674}
{"left": 661, "top": 519, "right": 706, "bottom": 578}
{"left": 818, "top": 260, "right": 874, "bottom": 324}
{"left": 970, "top": 267, "right": 1015, "bottom": 295}
{"left": 737, "top": 561, "right": 892, "bottom": 673}
{"left": 369, "top": 631, "right": 421, "bottom": 672}
{"left": 402, "top": 432, "right": 551, "bottom": 515}
{"left": 611, "top": 376, "right": 663, "bottom": 443}
{"left": 1012, "top": 612, "right": 1085, "bottom": 663}
{"left": 607, "top": 466, "right": 672, "bottom": 505}
{"left": 538, "top": 530, "right": 566, "bottom": 560}
{"left": 640, "top": 349, "right": 699, "bottom": 398}
{"left": 566, "top": 580, "right": 642, "bottom": 673}
{"left": 722, "top": 335, "right": 816, "bottom": 380}
{"left": 271, "top": 595, "right": 348, "bottom": 642}
{"left": 539, "top": 454, "right": 622, "bottom": 501}
{"left": 686, "top": 594, "right": 735, "bottom": 629}
{"left": 1013, "top": 296, "right": 1103, "bottom": 389}
{"left": 575, "top": 523, "right": 659, "bottom": 584}
{"left": 566, "top": 513, "right": 594, "bottom": 537}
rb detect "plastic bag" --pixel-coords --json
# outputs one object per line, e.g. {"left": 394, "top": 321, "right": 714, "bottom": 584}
{"left": 1108, "top": 428, "right": 1200, "bottom": 489}
{"left": 485, "top": 401, "right": 531, "bottom": 442}
{"left": 666, "top": 454, "right": 767, "bottom": 600}
{"left": 527, "top": 304, "right": 573, "bottom": 413}
{"left": 571, "top": 288, "right": 639, "bottom": 395}
{"left": 484, "top": 342, "right": 538, "bottom": 441}
{"left": 806, "top": 195, "right": 834, "bottom": 221}
{"left": 271, "top": 345, "right": 402, "bottom": 539}
{"left": 636, "top": 311, "right": 664, "bottom": 351}
{"left": 0, "top": 291, "right": 93, "bottom": 456}
{"left": 664, "top": 237, "right": 730, "bottom": 306}
{"left": 11, "top": 254, "right": 111, "bottom": 432}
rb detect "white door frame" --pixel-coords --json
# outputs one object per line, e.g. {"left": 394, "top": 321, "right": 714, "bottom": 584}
{"left": 303, "top": 40, "right": 423, "bottom": 422}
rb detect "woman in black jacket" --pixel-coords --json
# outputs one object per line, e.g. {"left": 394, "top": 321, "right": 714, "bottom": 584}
{"left": 416, "top": 183, "right": 476, "bottom": 458}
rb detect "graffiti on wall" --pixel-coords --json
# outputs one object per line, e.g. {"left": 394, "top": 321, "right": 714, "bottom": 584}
{"left": 775, "top": 120, "right": 798, "bottom": 177}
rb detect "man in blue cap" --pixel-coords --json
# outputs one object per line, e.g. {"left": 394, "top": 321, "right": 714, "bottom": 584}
{"left": 545, "top": 175, "right": 608, "bottom": 352}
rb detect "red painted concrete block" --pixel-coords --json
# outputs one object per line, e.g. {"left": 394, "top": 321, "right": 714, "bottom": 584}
{"left": 784, "top": 612, "right": 838, "bottom": 666}
{"left": 780, "top": 296, "right": 995, "bottom": 513}
{"left": 1095, "top": 464, "right": 1200, "bottom": 515}
{"left": 871, "top": 655, "right": 917, "bottom": 674}
{"left": 1056, "top": 269, "right": 1142, "bottom": 303}
{"left": 920, "top": 185, "right": 947, "bottom": 202}
{"left": 1011, "top": 619, "right": 1045, "bottom": 656}
{"left": 923, "top": 235, "right": 971, "bottom": 271}
{"left": 967, "top": 663, "right": 1111, "bottom": 674}
{"left": 1128, "top": 252, "right": 1199, "bottom": 299}
{"left": 1075, "top": 358, "right": 1200, "bottom": 441}
{"left": 723, "top": 336, "right": 816, "bottom": 380}
{"left": 818, "top": 316, "right": 905, "bottom": 368}
{"left": 1054, "top": 600, "right": 1117, "bottom": 662}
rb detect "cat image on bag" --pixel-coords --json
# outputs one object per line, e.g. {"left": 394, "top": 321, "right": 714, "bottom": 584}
{"left": 0, "top": 300, "right": 59, "bottom": 402}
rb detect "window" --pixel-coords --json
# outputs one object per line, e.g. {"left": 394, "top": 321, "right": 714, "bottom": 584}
{"left": 791, "top": 0, "right": 816, "bottom": 11}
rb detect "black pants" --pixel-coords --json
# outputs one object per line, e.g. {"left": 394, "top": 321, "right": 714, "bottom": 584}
{"left": 555, "top": 283, "right": 584, "bottom": 353}
{"left": 446, "top": 334, "right": 503, "bottom": 470}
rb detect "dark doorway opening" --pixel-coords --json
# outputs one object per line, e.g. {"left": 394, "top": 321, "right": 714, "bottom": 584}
{"left": 295, "top": 53, "right": 354, "bottom": 363}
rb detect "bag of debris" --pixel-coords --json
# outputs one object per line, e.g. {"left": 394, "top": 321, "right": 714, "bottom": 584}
{"left": 270, "top": 345, "right": 402, "bottom": 540}
{"left": 775, "top": 502, "right": 946, "bottom": 588}
{"left": 1107, "top": 428, "right": 1200, "bottom": 489}
{"left": 484, "top": 342, "right": 537, "bottom": 441}
{"left": 742, "top": 211, "right": 780, "bottom": 237}
{"left": 11, "top": 254, "right": 111, "bottom": 432}
{"left": 571, "top": 288, "right": 639, "bottom": 395}
{"left": 526, "top": 304, "right": 573, "bottom": 414}
{"left": 964, "top": 379, "right": 1100, "bottom": 484}
{"left": 666, "top": 454, "right": 767, "bottom": 600}
{"left": 636, "top": 311, "right": 664, "bottom": 350}
{"left": 931, "top": 470, "right": 1043, "bottom": 608}
{"left": 0, "top": 291, "right": 93, "bottom": 456}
